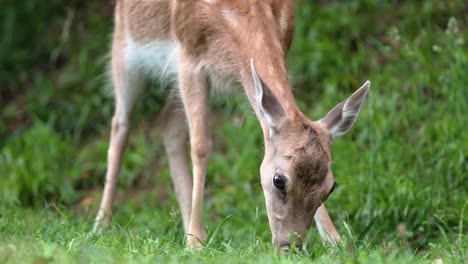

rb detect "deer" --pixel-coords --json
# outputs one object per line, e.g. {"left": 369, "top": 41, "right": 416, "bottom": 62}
{"left": 92, "top": 0, "right": 370, "bottom": 249}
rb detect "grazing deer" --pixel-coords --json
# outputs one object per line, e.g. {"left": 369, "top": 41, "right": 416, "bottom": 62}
{"left": 93, "top": 0, "right": 370, "bottom": 249}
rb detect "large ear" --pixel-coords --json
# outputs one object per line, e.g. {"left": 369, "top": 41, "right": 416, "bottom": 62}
{"left": 250, "top": 58, "right": 286, "bottom": 134}
{"left": 321, "top": 81, "right": 370, "bottom": 140}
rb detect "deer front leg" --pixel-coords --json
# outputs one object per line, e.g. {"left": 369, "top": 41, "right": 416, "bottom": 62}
{"left": 314, "top": 204, "right": 341, "bottom": 245}
{"left": 178, "top": 58, "right": 211, "bottom": 249}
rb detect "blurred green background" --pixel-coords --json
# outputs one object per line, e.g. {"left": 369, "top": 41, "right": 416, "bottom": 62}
{"left": 0, "top": 1, "right": 466, "bottom": 263}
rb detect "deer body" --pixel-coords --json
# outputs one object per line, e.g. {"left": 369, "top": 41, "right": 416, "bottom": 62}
{"left": 94, "top": 0, "right": 370, "bottom": 249}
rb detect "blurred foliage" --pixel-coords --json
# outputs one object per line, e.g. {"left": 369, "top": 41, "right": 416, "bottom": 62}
{"left": 0, "top": 123, "right": 76, "bottom": 206}
{"left": 0, "top": 1, "right": 115, "bottom": 142}
{"left": 0, "top": 0, "right": 466, "bottom": 260}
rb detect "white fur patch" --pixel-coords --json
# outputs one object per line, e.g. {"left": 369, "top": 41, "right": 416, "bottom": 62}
{"left": 125, "top": 35, "right": 180, "bottom": 87}
{"left": 123, "top": 34, "right": 240, "bottom": 101}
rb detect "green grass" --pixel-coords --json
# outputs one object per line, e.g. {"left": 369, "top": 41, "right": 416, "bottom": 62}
{"left": 0, "top": 207, "right": 464, "bottom": 263}
{"left": 1, "top": 1, "right": 467, "bottom": 263}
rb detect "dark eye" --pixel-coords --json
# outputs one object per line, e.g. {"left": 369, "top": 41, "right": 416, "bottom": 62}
{"left": 273, "top": 173, "right": 286, "bottom": 191}
{"left": 329, "top": 182, "right": 338, "bottom": 195}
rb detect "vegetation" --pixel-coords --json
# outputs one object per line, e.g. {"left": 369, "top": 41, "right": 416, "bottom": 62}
{"left": 1, "top": 1, "right": 466, "bottom": 263}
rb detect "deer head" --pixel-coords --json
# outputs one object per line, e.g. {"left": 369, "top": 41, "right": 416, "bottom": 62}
{"left": 251, "top": 61, "right": 370, "bottom": 247}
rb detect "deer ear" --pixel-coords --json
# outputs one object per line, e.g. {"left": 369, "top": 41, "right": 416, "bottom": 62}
{"left": 250, "top": 58, "right": 286, "bottom": 134}
{"left": 321, "top": 81, "right": 370, "bottom": 140}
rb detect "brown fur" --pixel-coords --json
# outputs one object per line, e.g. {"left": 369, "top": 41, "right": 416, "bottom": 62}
{"left": 94, "top": 0, "right": 370, "bottom": 249}
{"left": 121, "top": 0, "right": 296, "bottom": 114}
{"left": 122, "top": 0, "right": 173, "bottom": 41}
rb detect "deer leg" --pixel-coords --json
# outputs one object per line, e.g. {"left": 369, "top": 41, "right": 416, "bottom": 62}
{"left": 178, "top": 59, "right": 211, "bottom": 249}
{"left": 93, "top": 41, "right": 144, "bottom": 234}
{"left": 158, "top": 96, "right": 193, "bottom": 233}
{"left": 314, "top": 204, "right": 341, "bottom": 245}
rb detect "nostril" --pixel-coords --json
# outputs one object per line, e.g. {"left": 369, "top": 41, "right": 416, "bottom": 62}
{"left": 278, "top": 242, "right": 291, "bottom": 249}
{"left": 277, "top": 241, "right": 303, "bottom": 251}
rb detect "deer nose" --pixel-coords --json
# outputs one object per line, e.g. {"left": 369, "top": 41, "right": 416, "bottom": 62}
{"left": 277, "top": 241, "right": 302, "bottom": 251}
{"left": 278, "top": 242, "right": 291, "bottom": 250}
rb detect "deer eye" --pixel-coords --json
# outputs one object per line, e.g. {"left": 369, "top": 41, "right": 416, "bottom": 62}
{"left": 329, "top": 181, "right": 338, "bottom": 195}
{"left": 273, "top": 173, "right": 286, "bottom": 191}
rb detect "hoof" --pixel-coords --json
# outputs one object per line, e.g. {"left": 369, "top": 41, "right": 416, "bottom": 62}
{"left": 186, "top": 234, "right": 205, "bottom": 250}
